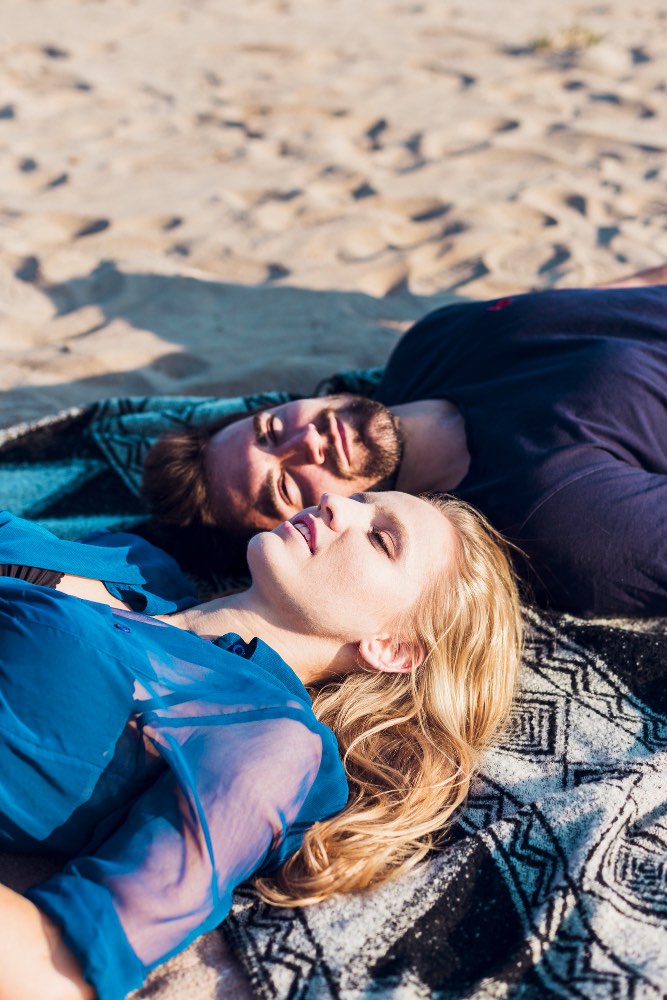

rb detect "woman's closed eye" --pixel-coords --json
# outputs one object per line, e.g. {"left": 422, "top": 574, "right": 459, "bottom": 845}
{"left": 370, "top": 527, "right": 394, "bottom": 558}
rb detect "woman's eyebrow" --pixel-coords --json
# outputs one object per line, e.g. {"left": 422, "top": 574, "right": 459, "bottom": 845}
{"left": 380, "top": 508, "right": 406, "bottom": 560}
{"left": 360, "top": 494, "right": 407, "bottom": 560}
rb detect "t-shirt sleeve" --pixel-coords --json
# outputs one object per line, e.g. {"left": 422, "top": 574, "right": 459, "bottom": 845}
{"left": 518, "top": 460, "right": 667, "bottom": 615}
{"left": 374, "top": 299, "right": 505, "bottom": 405}
{"left": 26, "top": 714, "right": 324, "bottom": 1000}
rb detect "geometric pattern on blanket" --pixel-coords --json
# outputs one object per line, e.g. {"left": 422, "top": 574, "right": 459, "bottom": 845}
{"left": 224, "top": 608, "right": 667, "bottom": 999}
{"left": 1, "top": 380, "right": 665, "bottom": 998}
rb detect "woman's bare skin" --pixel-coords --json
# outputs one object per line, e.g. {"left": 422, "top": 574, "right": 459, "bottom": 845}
{"left": 55, "top": 574, "right": 132, "bottom": 609}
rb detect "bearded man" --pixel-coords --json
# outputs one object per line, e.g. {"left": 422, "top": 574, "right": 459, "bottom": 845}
{"left": 143, "top": 274, "right": 667, "bottom": 618}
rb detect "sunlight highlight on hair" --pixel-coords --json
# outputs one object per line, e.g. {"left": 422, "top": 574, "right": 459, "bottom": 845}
{"left": 255, "top": 495, "right": 523, "bottom": 905}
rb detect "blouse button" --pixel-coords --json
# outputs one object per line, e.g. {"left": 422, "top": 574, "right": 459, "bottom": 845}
{"left": 113, "top": 622, "right": 131, "bottom": 632}
{"left": 231, "top": 643, "right": 245, "bottom": 656}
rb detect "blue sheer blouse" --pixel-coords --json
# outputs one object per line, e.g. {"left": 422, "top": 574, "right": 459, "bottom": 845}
{"left": 0, "top": 509, "right": 197, "bottom": 613}
{"left": 0, "top": 578, "right": 347, "bottom": 1000}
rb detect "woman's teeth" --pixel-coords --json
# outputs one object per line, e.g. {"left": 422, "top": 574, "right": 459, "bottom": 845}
{"left": 294, "top": 521, "right": 311, "bottom": 549}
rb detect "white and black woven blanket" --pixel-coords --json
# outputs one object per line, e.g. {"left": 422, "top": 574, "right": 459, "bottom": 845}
{"left": 225, "top": 607, "right": 667, "bottom": 999}
{"left": 1, "top": 393, "right": 665, "bottom": 999}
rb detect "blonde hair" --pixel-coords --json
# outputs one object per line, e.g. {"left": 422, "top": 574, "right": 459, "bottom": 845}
{"left": 255, "top": 495, "right": 523, "bottom": 906}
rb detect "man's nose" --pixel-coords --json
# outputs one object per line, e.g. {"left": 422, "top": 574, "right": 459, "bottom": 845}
{"left": 277, "top": 423, "right": 326, "bottom": 465}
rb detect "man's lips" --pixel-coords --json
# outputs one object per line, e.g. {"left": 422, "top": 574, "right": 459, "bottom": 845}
{"left": 329, "top": 414, "right": 351, "bottom": 471}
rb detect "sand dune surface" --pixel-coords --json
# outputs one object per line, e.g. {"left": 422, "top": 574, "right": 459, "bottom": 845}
{"left": 1, "top": 0, "right": 666, "bottom": 427}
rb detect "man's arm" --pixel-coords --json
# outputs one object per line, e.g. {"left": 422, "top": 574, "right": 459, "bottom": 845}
{"left": 518, "top": 462, "right": 667, "bottom": 617}
{"left": 595, "top": 263, "right": 667, "bottom": 289}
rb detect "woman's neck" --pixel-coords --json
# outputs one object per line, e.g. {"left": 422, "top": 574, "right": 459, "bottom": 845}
{"left": 161, "top": 594, "right": 350, "bottom": 687}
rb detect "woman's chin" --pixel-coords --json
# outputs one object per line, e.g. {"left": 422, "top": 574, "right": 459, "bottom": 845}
{"left": 246, "top": 528, "right": 295, "bottom": 587}
{"left": 246, "top": 530, "right": 271, "bottom": 568}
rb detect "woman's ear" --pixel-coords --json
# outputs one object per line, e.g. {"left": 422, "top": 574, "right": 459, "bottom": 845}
{"left": 358, "top": 635, "right": 425, "bottom": 674}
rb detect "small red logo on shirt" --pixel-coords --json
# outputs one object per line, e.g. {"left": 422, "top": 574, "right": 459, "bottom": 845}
{"left": 487, "top": 297, "right": 513, "bottom": 311}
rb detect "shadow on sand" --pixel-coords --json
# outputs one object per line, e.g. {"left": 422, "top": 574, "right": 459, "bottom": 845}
{"left": 2, "top": 261, "right": 461, "bottom": 428}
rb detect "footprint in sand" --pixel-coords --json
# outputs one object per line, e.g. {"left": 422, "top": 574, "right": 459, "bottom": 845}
{"left": 351, "top": 182, "right": 378, "bottom": 200}
{"left": 338, "top": 226, "right": 388, "bottom": 263}
{"left": 255, "top": 200, "right": 299, "bottom": 233}
{"left": 362, "top": 118, "right": 388, "bottom": 151}
{"left": 381, "top": 219, "right": 442, "bottom": 250}
{"left": 42, "top": 45, "right": 69, "bottom": 60}
{"left": 520, "top": 187, "right": 610, "bottom": 228}
{"left": 14, "top": 256, "right": 40, "bottom": 283}
{"left": 76, "top": 219, "right": 110, "bottom": 239}
{"left": 45, "top": 173, "right": 69, "bottom": 189}
{"left": 356, "top": 260, "right": 410, "bottom": 298}
{"left": 467, "top": 202, "right": 559, "bottom": 233}
{"left": 27, "top": 213, "right": 107, "bottom": 245}
{"left": 421, "top": 118, "right": 520, "bottom": 158}
{"left": 407, "top": 230, "right": 494, "bottom": 293}
{"left": 381, "top": 197, "right": 450, "bottom": 223}
{"left": 484, "top": 239, "right": 574, "bottom": 286}
{"left": 150, "top": 352, "right": 210, "bottom": 379}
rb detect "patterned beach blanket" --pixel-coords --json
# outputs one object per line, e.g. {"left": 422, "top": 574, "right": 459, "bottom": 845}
{"left": 0, "top": 388, "right": 665, "bottom": 999}
{"left": 226, "top": 607, "right": 667, "bottom": 1000}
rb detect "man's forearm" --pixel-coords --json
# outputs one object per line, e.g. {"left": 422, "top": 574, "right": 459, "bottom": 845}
{"left": 596, "top": 263, "right": 667, "bottom": 289}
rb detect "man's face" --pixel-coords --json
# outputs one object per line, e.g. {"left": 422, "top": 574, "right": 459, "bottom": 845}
{"left": 203, "top": 395, "right": 402, "bottom": 533}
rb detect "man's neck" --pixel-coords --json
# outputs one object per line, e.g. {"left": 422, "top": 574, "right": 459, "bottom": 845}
{"left": 392, "top": 399, "right": 470, "bottom": 494}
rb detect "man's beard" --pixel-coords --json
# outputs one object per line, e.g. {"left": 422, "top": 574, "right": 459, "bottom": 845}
{"left": 325, "top": 397, "right": 403, "bottom": 490}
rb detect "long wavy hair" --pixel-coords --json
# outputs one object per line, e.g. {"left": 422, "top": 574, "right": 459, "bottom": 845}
{"left": 255, "top": 495, "right": 523, "bottom": 906}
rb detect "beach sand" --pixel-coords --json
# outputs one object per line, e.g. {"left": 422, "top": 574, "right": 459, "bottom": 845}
{"left": 1, "top": 0, "right": 666, "bottom": 430}
{"left": 0, "top": 0, "right": 666, "bottom": 995}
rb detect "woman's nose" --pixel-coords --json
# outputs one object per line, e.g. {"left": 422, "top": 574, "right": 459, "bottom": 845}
{"left": 318, "top": 492, "right": 358, "bottom": 529}
{"left": 278, "top": 423, "right": 326, "bottom": 465}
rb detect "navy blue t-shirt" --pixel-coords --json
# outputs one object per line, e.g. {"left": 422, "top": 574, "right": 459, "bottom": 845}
{"left": 375, "top": 286, "right": 667, "bottom": 616}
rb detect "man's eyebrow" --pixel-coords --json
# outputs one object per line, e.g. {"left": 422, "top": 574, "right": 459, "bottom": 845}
{"left": 252, "top": 412, "right": 264, "bottom": 441}
{"left": 256, "top": 471, "right": 283, "bottom": 522}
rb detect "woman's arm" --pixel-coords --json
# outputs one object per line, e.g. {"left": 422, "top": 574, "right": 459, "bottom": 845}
{"left": 0, "top": 884, "right": 93, "bottom": 1000}
{"left": 55, "top": 573, "right": 131, "bottom": 609}
{"left": 0, "top": 511, "right": 198, "bottom": 615}
{"left": 25, "top": 715, "right": 327, "bottom": 999}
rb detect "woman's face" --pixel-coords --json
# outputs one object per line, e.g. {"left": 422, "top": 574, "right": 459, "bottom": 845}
{"left": 247, "top": 492, "right": 457, "bottom": 644}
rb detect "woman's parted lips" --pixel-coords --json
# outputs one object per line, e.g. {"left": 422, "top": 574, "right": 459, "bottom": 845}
{"left": 290, "top": 512, "right": 318, "bottom": 553}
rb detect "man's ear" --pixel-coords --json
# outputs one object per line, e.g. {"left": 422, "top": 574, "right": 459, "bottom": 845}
{"left": 358, "top": 635, "right": 425, "bottom": 675}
